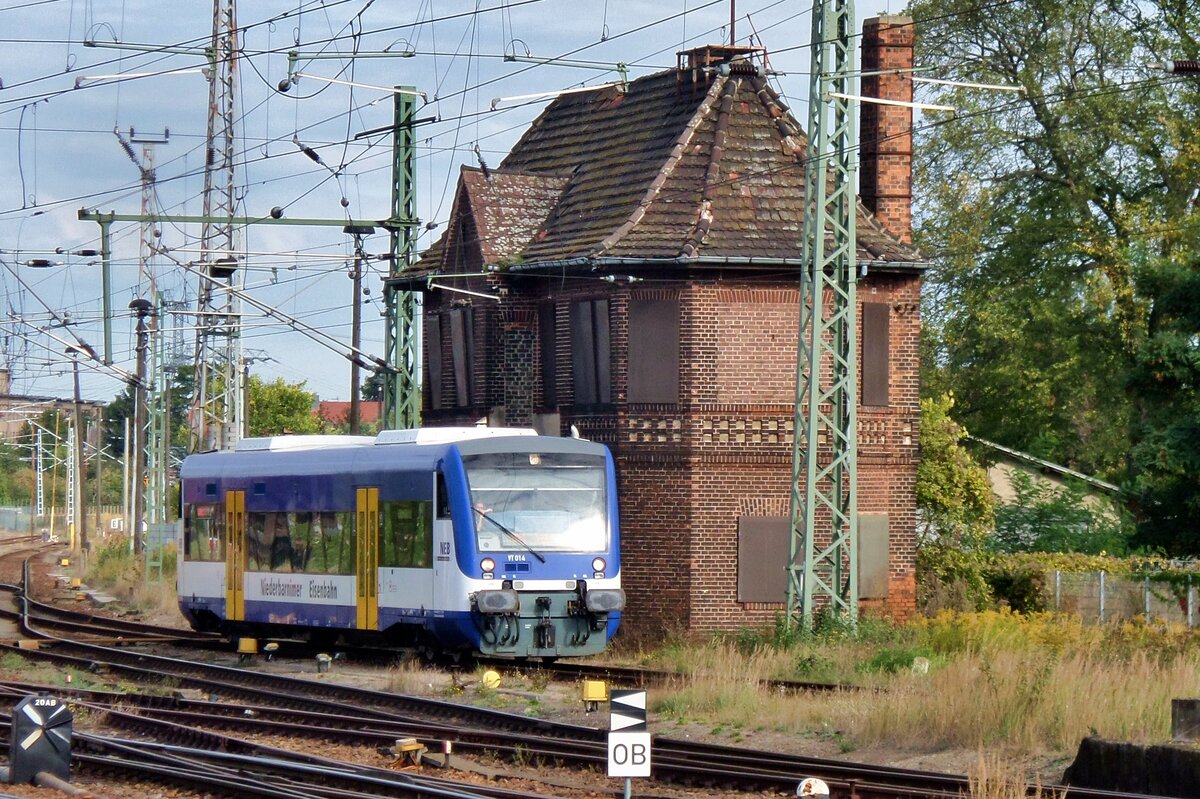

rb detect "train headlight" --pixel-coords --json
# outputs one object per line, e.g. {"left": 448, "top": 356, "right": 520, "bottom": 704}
{"left": 475, "top": 589, "right": 520, "bottom": 614}
{"left": 585, "top": 588, "right": 625, "bottom": 613}
{"left": 592, "top": 557, "right": 606, "bottom": 572}
{"left": 480, "top": 557, "right": 496, "bottom": 574}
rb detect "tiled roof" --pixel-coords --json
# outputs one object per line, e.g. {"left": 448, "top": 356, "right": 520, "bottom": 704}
{"left": 316, "top": 401, "right": 382, "bottom": 426}
{"left": 410, "top": 60, "right": 922, "bottom": 278}
{"left": 462, "top": 168, "right": 570, "bottom": 266}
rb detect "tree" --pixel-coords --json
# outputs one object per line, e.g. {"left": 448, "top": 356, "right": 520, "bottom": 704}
{"left": 360, "top": 370, "right": 384, "bottom": 402}
{"left": 102, "top": 364, "right": 195, "bottom": 457}
{"left": 246, "top": 375, "right": 320, "bottom": 437}
{"left": 1124, "top": 254, "right": 1200, "bottom": 553}
{"left": 912, "top": 0, "right": 1200, "bottom": 480}
{"left": 915, "top": 394, "right": 996, "bottom": 610}
{"left": 991, "top": 471, "right": 1130, "bottom": 555}
{"left": 917, "top": 395, "right": 995, "bottom": 542}
{"left": 0, "top": 441, "right": 33, "bottom": 505}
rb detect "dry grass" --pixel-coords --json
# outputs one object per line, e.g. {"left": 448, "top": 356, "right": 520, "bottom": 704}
{"left": 968, "top": 751, "right": 1066, "bottom": 799}
{"left": 642, "top": 611, "right": 1200, "bottom": 764}
{"left": 82, "top": 539, "right": 186, "bottom": 623}
{"left": 848, "top": 648, "right": 1200, "bottom": 751}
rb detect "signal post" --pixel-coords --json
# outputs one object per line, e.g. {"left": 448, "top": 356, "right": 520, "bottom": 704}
{"left": 607, "top": 689, "right": 651, "bottom": 797}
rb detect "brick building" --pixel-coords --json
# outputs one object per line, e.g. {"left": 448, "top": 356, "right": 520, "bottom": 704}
{"left": 396, "top": 17, "right": 925, "bottom": 633}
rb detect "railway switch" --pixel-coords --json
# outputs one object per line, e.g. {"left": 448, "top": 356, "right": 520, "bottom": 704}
{"left": 10, "top": 694, "right": 72, "bottom": 784}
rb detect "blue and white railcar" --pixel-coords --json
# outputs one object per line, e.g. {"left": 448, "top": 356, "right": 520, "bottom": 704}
{"left": 177, "top": 428, "right": 624, "bottom": 658}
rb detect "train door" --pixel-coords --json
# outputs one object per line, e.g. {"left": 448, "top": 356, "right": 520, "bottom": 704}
{"left": 355, "top": 487, "right": 379, "bottom": 630}
{"left": 432, "top": 473, "right": 457, "bottom": 612}
{"left": 224, "top": 490, "right": 245, "bottom": 621}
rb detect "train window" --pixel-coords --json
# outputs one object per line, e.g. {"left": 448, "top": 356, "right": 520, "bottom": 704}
{"left": 305, "top": 511, "right": 355, "bottom": 575}
{"left": 462, "top": 451, "right": 609, "bottom": 553}
{"left": 246, "top": 512, "right": 290, "bottom": 572}
{"left": 379, "top": 501, "right": 433, "bottom": 568}
{"left": 243, "top": 510, "right": 355, "bottom": 575}
{"left": 436, "top": 474, "right": 451, "bottom": 520}
{"left": 184, "top": 504, "right": 223, "bottom": 561}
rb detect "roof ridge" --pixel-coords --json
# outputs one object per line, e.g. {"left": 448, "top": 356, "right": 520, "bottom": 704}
{"left": 680, "top": 77, "right": 740, "bottom": 258}
{"left": 586, "top": 74, "right": 728, "bottom": 259}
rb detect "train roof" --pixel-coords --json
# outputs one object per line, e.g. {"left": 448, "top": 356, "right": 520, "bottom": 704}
{"left": 180, "top": 427, "right": 609, "bottom": 481}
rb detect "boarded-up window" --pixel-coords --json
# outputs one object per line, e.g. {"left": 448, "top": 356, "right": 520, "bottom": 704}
{"left": 862, "top": 302, "right": 890, "bottom": 406}
{"left": 539, "top": 303, "right": 557, "bottom": 407}
{"left": 737, "top": 516, "right": 792, "bottom": 603}
{"left": 628, "top": 299, "right": 679, "bottom": 404}
{"left": 571, "top": 299, "right": 610, "bottom": 405}
{"left": 427, "top": 315, "right": 444, "bottom": 410}
{"left": 858, "top": 513, "right": 889, "bottom": 599}
{"left": 449, "top": 307, "right": 475, "bottom": 407}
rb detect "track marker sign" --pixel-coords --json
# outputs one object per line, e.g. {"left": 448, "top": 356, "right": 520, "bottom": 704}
{"left": 607, "top": 689, "right": 651, "bottom": 778}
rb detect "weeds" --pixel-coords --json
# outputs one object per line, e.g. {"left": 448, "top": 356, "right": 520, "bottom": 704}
{"left": 639, "top": 612, "right": 1200, "bottom": 758}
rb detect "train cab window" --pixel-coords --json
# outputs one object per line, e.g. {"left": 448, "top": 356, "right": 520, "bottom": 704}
{"left": 379, "top": 500, "right": 433, "bottom": 568}
{"left": 184, "top": 504, "right": 223, "bottom": 561}
{"left": 462, "top": 451, "right": 609, "bottom": 553}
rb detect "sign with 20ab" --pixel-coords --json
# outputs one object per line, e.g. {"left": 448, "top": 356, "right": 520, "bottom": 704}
{"left": 607, "top": 689, "right": 651, "bottom": 778}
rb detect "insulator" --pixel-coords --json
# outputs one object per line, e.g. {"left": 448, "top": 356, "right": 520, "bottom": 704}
{"left": 1166, "top": 60, "right": 1200, "bottom": 74}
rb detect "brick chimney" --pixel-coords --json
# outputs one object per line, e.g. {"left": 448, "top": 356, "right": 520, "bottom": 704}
{"left": 859, "top": 15, "right": 914, "bottom": 244}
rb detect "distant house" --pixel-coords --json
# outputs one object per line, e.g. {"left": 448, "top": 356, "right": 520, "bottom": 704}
{"left": 315, "top": 400, "right": 382, "bottom": 430}
{"left": 969, "top": 436, "right": 1121, "bottom": 513}
{"left": 0, "top": 367, "right": 102, "bottom": 442}
{"left": 395, "top": 19, "right": 926, "bottom": 634}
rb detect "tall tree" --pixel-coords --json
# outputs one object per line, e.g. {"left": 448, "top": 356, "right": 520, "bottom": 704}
{"left": 1125, "top": 254, "right": 1200, "bottom": 553}
{"left": 912, "top": 0, "right": 1200, "bottom": 481}
{"left": 246, "top": 376, "right": 320, "bottom": 437}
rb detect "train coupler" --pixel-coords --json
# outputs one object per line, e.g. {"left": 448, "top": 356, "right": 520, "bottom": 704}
{"left": 535, "top": 618, "right": 555, "bottom": 650}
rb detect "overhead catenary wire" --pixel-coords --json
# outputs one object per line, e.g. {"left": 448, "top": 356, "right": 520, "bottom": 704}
{"left": 2, "top": 0, "right": 1190, "bottom": 404}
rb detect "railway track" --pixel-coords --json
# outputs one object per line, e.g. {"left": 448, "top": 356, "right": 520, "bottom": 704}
{"left": 0, "top": 553, "right": 1171, "bottom": 799}
{"left": 488, "top": 657, "right": 859, "bottom": 696}
{"left": 0, "top": 639, "right": 1163, "bottom": 799}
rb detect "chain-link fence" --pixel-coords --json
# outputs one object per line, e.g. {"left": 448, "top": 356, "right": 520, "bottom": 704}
{"left": 1050, "top": 570, "right": 1200, "bottom": 626}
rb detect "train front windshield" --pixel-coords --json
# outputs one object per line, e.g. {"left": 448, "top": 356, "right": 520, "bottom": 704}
{"left": 462, "top": 451, "right": 609, "bottom": 553}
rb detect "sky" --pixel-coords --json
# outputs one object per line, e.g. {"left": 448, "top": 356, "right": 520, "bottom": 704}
{"left": 0, "top": 0, "right": 893, "bottom": 410}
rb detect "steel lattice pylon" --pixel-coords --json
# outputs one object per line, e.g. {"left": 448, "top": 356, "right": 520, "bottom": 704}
{"left": 787, "top": 0, "right": 859, "bottom": 630}
{"left": 382, "top": 89, "right": 421, "bottom": 430}
{"left": 193, "top": 0, "right": 243, "bottom": 452}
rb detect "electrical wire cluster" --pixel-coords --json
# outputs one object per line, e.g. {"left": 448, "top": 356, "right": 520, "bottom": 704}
{"left": 0, "top": 0, "right": 1188, "bottom": 407}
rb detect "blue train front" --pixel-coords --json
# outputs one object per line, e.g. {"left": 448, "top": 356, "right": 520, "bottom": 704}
{"left": 177, "top": 428, "right": 624, "bottom": 659}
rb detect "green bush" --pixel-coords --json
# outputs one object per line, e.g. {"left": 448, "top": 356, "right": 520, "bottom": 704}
{"left": 916, "top": 541, "right": 994, "bottom": 613}
{"left": 984, "top": 558, "right": 1049, "bottom": 612}
{"left": 991, "top": 471, "right": 1131, "bottom": 555}
{"left": 858, "top": 646, "right": 935, "bottom": 674}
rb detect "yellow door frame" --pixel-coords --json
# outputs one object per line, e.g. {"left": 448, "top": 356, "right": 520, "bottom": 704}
{"left": 356, "top": 487, "right": 379, "bottom": 630}
{"left": 224, "top": 490, "right": 246, "bottom": 622}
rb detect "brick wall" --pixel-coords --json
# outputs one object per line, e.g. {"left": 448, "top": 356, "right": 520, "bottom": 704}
{"left": 423, "top": 268, "right": 922, "bottom": 634}
{"left": 859, "top": 15, "right": 915, "bottom": 244}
